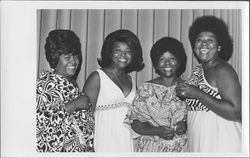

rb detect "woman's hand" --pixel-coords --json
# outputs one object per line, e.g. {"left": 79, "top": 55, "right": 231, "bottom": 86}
{"left": 174, "top": 121, "right": 187, "bottom": 135}
{"left": 156, "top": 126, "right": 175, "bottom": 140}
{"left": 65, "top": 94, "right": 91, "bottom": 115}
{"left": 76, "top": 94, "right": 91, "bottom": 110}
{"left": 176, "top": 82, "right": 201, "bottom": 99}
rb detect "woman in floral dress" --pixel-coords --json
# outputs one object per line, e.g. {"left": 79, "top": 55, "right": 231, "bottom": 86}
{"left": 36, "top": 29, "right": 94, "bottom": 152}
{"left": 125, "top": 37, "right": 188, "bottom": 152}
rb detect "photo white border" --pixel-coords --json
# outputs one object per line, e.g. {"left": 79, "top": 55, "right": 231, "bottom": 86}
{"left": 1, "top": 1, "right": 249, "bottom": 157}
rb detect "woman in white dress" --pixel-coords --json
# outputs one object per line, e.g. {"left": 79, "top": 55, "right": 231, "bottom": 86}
{"left": 176, "top": 16, "right": 242, "bottom": 152}
{"left": 83, "top": 29, "right": 144, "bottom": 152}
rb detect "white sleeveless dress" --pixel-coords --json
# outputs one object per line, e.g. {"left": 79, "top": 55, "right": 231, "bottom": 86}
{"left": 94, "top": 69, "right": 136, "bottom": 152}
{"left": 186, "top": 65, "right": 242, "bottom": 152}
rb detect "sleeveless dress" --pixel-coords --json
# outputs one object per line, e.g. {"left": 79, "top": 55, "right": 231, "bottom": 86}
{"left": 125, "top": 82, "right": 188, "bottom": 152}
{"left": 94, "top": 69, "right": 136, "bottom": 152}
{"left": 186, "top": 64, "right": 242, "bottom": 152}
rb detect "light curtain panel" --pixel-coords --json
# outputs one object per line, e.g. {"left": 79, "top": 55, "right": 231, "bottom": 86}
{"left": 37, "top": 9, "right": 242, "bottom": 90}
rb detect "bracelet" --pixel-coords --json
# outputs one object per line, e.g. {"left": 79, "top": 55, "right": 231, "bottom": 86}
{"left": 79, "top": 92, "right": 92, "bottom": 108}
{"left": 80, "top": 91, "right": 85, "bottom": 96}
{"left": 172, "top": 125, "right": 177, "bottom": 132}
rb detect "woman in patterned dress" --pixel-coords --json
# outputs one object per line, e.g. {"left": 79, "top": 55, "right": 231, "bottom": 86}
{"left": 125, "top": 37, "right": 188, "bottom": 152}
{"left": 36, "top": 30, "right": 94, "bottom": 152}
{"left": 83, "top": 29, "right": 144, "bottom": 152}
{"left": 176, "top": 16, "right": 242, "bottom": 152}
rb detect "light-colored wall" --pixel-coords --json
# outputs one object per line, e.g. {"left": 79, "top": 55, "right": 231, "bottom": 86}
{"left": 37, "top": 9, "right": 242, "bottom": 90}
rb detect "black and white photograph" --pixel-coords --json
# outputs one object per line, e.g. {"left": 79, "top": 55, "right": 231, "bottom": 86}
{"left": 1, "top": 1, "right": 249, "bottom": 157}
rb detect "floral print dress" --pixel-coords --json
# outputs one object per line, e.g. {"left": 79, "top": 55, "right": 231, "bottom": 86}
{"left": 125, "top": 82, "right": 188, "bottom": 152}
{"left": 36, "top": 69, "right": 94, "bottom": 152}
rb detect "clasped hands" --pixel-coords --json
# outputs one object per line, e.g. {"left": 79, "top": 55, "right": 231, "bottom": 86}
{"left": 156, "top": 121, "right": 187, "bottom": 140}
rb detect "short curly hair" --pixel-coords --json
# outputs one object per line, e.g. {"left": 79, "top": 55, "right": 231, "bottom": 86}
{"left": 150, "top": 37, "right": 187, "bottom": 77}
{"left": 188, "top": 15, "right": 233, "bottom": 61}
{"left": 44, "top": 29, "right": 82, "bottom": 69}
{"left": 97, "top": 29, "right": 144, "bottom": 73}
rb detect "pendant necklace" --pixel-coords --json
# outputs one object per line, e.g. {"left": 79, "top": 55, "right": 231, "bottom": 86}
{"left": 107, "top": 70, "right": 124, "bottom": 89}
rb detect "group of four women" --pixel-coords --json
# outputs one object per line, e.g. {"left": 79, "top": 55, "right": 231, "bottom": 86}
{"left": 36, "top": 15, "right": 242, "bottom": 152}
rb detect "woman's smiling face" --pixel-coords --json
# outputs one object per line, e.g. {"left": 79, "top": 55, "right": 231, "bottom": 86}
{"left": 157, "top": 51, "right": 179, "bottom": 78}
{"left": 54, "top": 53, "right": 80, "bottom": 79}
{"left": 110, "top": 41, "right": 132, "bottom": 69}
{"left": 194, "top": 31, "right": 219, "bottom": 63}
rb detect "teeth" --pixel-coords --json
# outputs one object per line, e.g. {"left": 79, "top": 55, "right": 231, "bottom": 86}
{"left": 164, "top": 68, "right": 172, "bottom": 71}
{"left": 68, "top": 66, "right": 76, "bottom": 69}
{"left": 118, "top": 59, "right": 126, "bottom": 62}
{"left": 200, "top": 49, "right": 209, "bottom": 54}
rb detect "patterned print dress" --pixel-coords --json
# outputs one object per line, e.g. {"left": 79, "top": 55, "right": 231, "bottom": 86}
{"left": 186, "top": 64, "right": 241, "bottom": 152}
{"left": 125, "top": 82, "right": 188, "bottom": 152}
{"left": 36, "top": 69, "right": 94, "bottom": 152}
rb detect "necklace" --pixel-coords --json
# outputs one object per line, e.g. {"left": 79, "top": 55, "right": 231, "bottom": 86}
{"left": 202, "top": 57, "right": 221, "bottom": 71}
{"left": 106, "top": 69, "right": 125, "bottom": 89}
{"left": 113, "top": 72, "right": 124, "bottom": 88}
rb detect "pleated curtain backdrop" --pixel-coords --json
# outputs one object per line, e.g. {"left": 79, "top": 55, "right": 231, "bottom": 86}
{"left": 37, "top": 9, "right": 242, "bottom": 90}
